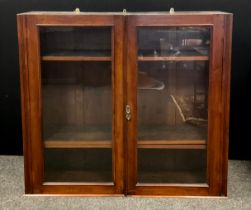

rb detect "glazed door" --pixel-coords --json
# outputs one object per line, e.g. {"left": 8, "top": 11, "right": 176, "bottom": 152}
{"left": 25, "top": 15, "right": 124, "bottom": 194}
{"left": 126, "top": 15, "right": 226, "bottom": 196}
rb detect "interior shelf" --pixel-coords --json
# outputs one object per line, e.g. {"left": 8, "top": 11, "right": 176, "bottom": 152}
{"left": 138, "top": 124, "right": 207, "bottom": 149}
{"left": 138, "top": 55, "right": 209, "bottom": 61}
{"left": 41, "top": 50, "right": 112, "bottom": 61}
{"left": 42, "top": 56, "right": 111, "bottom": 61}
{"left": 44, "top": 124, "right": 206, "bottom": 149}
{"left": 44, "top": 124, "right": 112, "bottom": 148}
{"left": 138, "top": 140, "right": 206, "bottom": 149}
{"left": 44, "top": 140, "right": 112, "bottom": 148}
{"left": 44, "top": 140, "right": 206, "bottom": 149}
{"left": 138, "top": 49, "right": 209, "bottom": 61}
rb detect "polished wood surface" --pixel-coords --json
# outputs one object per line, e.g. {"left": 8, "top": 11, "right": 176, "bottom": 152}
{"left": 17, "top": 12, "right": 232, "bottom": 196}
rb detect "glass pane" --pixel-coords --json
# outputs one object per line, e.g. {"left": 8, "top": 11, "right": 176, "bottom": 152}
{"left": 42, "top": 62, "right": 112, "bottom": 142}
{"left": 40, "top": 27, "right": 112, "bottom": 183}
{"left": 138, "top": 149, "right": 206, "bottom": 183}
{"left": 40, "top": 27, "right": 111, "bottom": 57}
{"left": 138, "top": 27, "right": 210, "bottom": 58}
{"left": 44, "top": 149, "right": 112, "bottom": 182}
{"left": 137, "top": 27, "right": 210, "bottom": 184}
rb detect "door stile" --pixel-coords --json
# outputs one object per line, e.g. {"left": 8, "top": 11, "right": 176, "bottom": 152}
{"left": 126, "top": 16, "right": 138, "bottom": 193}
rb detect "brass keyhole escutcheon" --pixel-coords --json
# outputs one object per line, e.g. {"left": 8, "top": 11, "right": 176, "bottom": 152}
{"left": 125, "top": 105, "right": 131, "bottom": 121}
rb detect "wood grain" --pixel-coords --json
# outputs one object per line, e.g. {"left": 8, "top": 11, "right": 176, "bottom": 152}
{"left": 126, "top": 16, "right": 138, "bottom": 192}
{"left": 113, "top": 16, "right": 126, "bottom": 194}
{"left": 25, "top": 16, "right": 45, "bottom": 193}
{"left": 206, "top": 15, "right": 225, "bottom": 196}
{"left": 17, "top": 15, "right": 33, "bottom": 194}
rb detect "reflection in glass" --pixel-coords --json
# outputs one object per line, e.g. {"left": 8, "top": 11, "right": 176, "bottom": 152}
{"left": 137, "top": 27, "right": 210, "bottom": 184}
{"left": 138, "top": 27, "right": 210, "bottom": 58}
{"left": 137, "top": 61, "right": 209, "bottom": 140}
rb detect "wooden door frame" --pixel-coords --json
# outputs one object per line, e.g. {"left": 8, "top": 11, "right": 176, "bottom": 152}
{"left": 125, "top": 14, "right": 232, "bottom": 196}
{"left": 18, "top": 14, "right": 125, "bottom": 195}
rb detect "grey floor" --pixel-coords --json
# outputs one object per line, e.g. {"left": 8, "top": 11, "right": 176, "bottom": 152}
{"left": 0, "top": 156, "right": 250, "bottom": 210}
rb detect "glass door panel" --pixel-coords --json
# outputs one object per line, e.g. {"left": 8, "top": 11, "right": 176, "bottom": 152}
{"left": 40, "top": 27, "right": 113, "bottom": 183}
{"left": 40, "top": 27, "right": 111, "bottom": 58}
{"left": 138, "top": 149, "right": 206, "bottom": 183}
{"left": 137, "top": 27, "right": 210, "bottom": 184}
{"left": 44, "top": 149, "right": 112, "bottom": 182}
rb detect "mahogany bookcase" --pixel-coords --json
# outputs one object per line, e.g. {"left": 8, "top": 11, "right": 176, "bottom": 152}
{"left": 17, "top": 11, "right": 232, "bottom": 196}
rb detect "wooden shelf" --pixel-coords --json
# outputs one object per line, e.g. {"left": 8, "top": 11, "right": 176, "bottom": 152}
{"left": 44, "top": 139, "right": 206, "bottom": 149}
{"left": 138, "top": 48, "right": 209, "bottom": 62}
{"left": 138, "top": 140, "right": 206, "bottom": 149}
{"left": 138, "top": 55, "right": 209, "bottom": 61}
{"left": 44, "top": 124, "right": 112, "bottom": 148}
{"left": 138, "top": 124, "right": 207, "bottom": 149}
{"left": 44, "top": 140, "right": 112, "bottom": 148}
{"left": 42, "top": 55, "right": 112, "bottom": 61}
{"left": 44, "top": 124, "right": 206, "bottom": 149}
{"left": 41, "top": 50, "right": 112, "bottom": 61}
